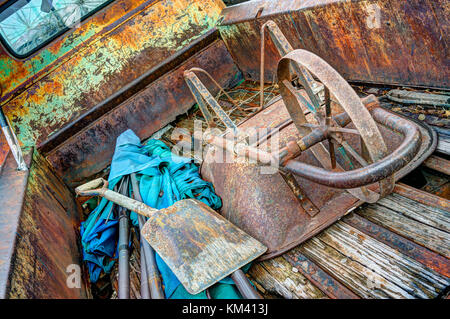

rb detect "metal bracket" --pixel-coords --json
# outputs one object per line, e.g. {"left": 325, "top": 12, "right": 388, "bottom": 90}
{"left": 184, "top": 69, "right": 320, "bottom": 211}
{"left": 0, "top": 108, "right": 27, "bottom": 171}
{"left": 279, "top": 169, "right": 319, "bottom": 217}
{"left": 260, "top": 20, "right": 324, "bottom": 110}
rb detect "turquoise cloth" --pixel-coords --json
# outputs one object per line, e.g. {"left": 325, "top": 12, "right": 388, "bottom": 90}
{"left": 80, "top": 129, "right": 248, "bottom": 298}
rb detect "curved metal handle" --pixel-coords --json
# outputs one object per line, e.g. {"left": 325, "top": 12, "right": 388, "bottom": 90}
{"left": 75, "top": 177, "right": 109, "bottom": 196}
{"left": 284, "top": 107, "right": 421, "bottom": 189}
{"left": 75, "top": 178, "right": 157, "bottom": 217}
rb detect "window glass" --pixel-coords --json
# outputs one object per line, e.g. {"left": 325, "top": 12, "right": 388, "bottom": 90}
{"left": 0, "top": 0, "right": 113, "bottom": 57}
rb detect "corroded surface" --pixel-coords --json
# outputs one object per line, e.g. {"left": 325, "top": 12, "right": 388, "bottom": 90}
{"left": 1, "top": 0, "right": 225, "bottom": 148}
{"left": 201, "top": 94, "right": 436, "bottom": 258}
{"left": 46, "top": 39, "right": 241, "bottom": 187}
{"left": 141, "top": 199, "right": 266, "bottom": 295}
{"left": 0, "top": 133, "right": 8, "bottom": 173}
{"left": 250, "top": 186, "right": 450, "bottom": 299}
{"left": 219, "top": 0, "right": 449, "bottom": 89}
{"left": 0, "top": 148, "right": 31, "bottom": 298}
{"left": 5, "top": 152, "right": 86, "bottom": 298}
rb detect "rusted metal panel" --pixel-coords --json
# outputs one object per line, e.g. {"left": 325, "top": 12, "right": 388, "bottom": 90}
{"left": 46, "top": 39, "right": 241, "bottom": 187}
{"left": 0, "top": 0, "right": 158, "bottom": 98}
{"left": 218, "top": 0, "right": 449, "bottom": 89}
{"left": 343, "top": 214, "right": 450, "bottom": 278}
{"left": 0, "top": 148, "right": 31, "bottom": 299}
{"left": 1, "top": 0, "right": 225, "bottom": 148}
{"left": 38, "top": 29, "right": 221, "bottom": 154}
{"left": 5, "top": 151, "right": 87, "bottom": 298}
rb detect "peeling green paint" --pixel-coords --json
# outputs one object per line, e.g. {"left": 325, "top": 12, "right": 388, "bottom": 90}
{"left": 3, "top": 0, "right": 225, "bottom": 147}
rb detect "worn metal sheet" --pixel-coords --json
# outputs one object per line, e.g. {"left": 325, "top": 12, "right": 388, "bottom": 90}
{"left": 218, "top": 0, "right": 449, "bottom": 89}
{"left": 0, "top": 148, "right": 31, "bottom": 299}
{"left": 4, "top": 151, "right": 87, "bottom": 298}
{"left": 1, "top": 0, "right": 225, "bottom": 148}
{"left": 141, "top": 198, "right": 266, "bottom": 295}
{"left": 200, "top": 94, "right": 436, "bottom": 259}
{"left": 46, "top": 39, "right": 241, "bottom": 187}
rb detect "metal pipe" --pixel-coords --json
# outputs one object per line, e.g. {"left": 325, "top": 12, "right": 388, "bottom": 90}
{"left": 0, "top": 108, "right": 27, "bottom": 171}
{"left": 284, "top": 108, "right": 421, "bottom": 188}
{"left": 231, "top": 269, "right": 262, "bottom": 299}
{"left": 117, "top": 176, "right": 130, "bottom": 299}
{"left": 130, "top": 173, "right": 165, "bottom": 299}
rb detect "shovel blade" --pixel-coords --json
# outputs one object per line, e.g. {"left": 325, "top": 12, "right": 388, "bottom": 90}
{"left": 141, "top": 199, "right": 267, "bottom": 295}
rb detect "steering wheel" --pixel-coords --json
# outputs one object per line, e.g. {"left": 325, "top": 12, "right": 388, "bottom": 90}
{"left": 277, "top": 50, "right": 420, "bottom": 203}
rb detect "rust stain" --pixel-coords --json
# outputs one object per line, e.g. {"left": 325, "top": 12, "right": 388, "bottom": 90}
{"left": 0, "top": 133, "right": 9, "bottom": 170}
{"left": 46, "top": 39, "right": 241, "bottom": 187}
{"left": 0, "top": 0, "right": 154, "bottom": 97}
{"left": 1, "top": 0, "right": 224, "bottom": 148}
{"left": 2, "top": 151, "right": 86, "bottom": 298}
{"left": 219, "top": 0, "right": 449, "bottom": 89}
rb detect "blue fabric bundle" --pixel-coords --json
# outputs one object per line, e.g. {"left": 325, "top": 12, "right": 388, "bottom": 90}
{"left": 80, "top": 129, "right": 244, "bottom": 298}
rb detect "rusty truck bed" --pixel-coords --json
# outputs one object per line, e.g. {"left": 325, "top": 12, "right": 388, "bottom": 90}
{"left": 0, "top": 0, "right": 448, "bottom": 299}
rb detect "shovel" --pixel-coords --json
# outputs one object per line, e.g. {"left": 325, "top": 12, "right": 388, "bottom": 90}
{"left": 76, "top": 178, "right": 267, "bottom": 295}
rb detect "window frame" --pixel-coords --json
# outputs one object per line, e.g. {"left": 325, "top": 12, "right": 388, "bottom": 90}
{"left": 0, "top": 0, "right": 116, "bottom": 59}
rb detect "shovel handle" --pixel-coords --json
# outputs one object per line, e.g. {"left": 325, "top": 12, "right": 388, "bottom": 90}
{"left": 75, "top": 178, "right": 157, "bottom": 218}
{"left": 75, "top": 177, "right": 109, "bottom": 196}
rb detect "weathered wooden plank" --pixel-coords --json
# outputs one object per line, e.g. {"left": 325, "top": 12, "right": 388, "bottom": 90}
{"left": 249, "top": 257, "right": 327, "bottom": 299}
{"left": 359, "top": 205, "right": 450, "bottom": 258}
{"left": 319, "top": 222, "right": 449, "bottom": 298}
{"left": 376, "top": 194, "right": 450, "bottom": 233}
{"left": 283, "top": 248, "right": 359, "bottom": 299}
{"left": 0, "top": 150, "right": 31, "bottom": 298}
{"left": 300, "top": 237, "right": 411, "bottom": 298}
{"left": 344, "top": 214, "right": 450, "bottom": 278}
{"left": 423, "top": 155, "right": 450, "bottom": 176}
{"left": 394, "top": 183, "right": 450, "bottom": 212}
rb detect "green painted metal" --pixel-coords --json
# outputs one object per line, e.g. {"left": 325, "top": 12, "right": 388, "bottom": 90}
{"left": 0, "top": 0, "right": 225, "bottom": 147}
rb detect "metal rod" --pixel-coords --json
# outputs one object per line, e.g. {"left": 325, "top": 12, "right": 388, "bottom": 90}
{"left": 117, "top": 176, "right": 130, "bottom": 299}
{"left": 184, "top": 70, "right": 239, "bottom": 133}
{"left": 0, "top": 108, "right": 27, "bottom": 171}
{"left": 260, "top": 21, "right": 271, "bottom": 110}
{"left": 284, "top": 108, "right": 421, "bottom": 189}
{"left": 231, "top": 269, "right": 262, "bottom": 299}
{"left": 139, "top": 234, "right": 151, "bottom": 299}
{"left": 130, "top": 173, "right": 165, "bottom": 299}
{"left": 325, "top": 87, "right": 336, "bottom": 169}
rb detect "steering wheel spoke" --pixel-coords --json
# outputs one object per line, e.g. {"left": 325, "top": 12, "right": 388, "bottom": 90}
{"left": 277, "top": 49, "right": 395, "bottom": 203}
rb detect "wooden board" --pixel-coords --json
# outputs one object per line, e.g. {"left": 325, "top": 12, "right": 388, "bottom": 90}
{"left": 250, "top": 191, "right": 450, "bottom": 299}
{"left": 360, "top": 204, "right": 450, "bottom": 258}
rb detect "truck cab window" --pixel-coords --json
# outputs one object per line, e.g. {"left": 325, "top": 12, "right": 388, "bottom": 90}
{"left": 0, "top": 0, "right": 113, "bottom": 58}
